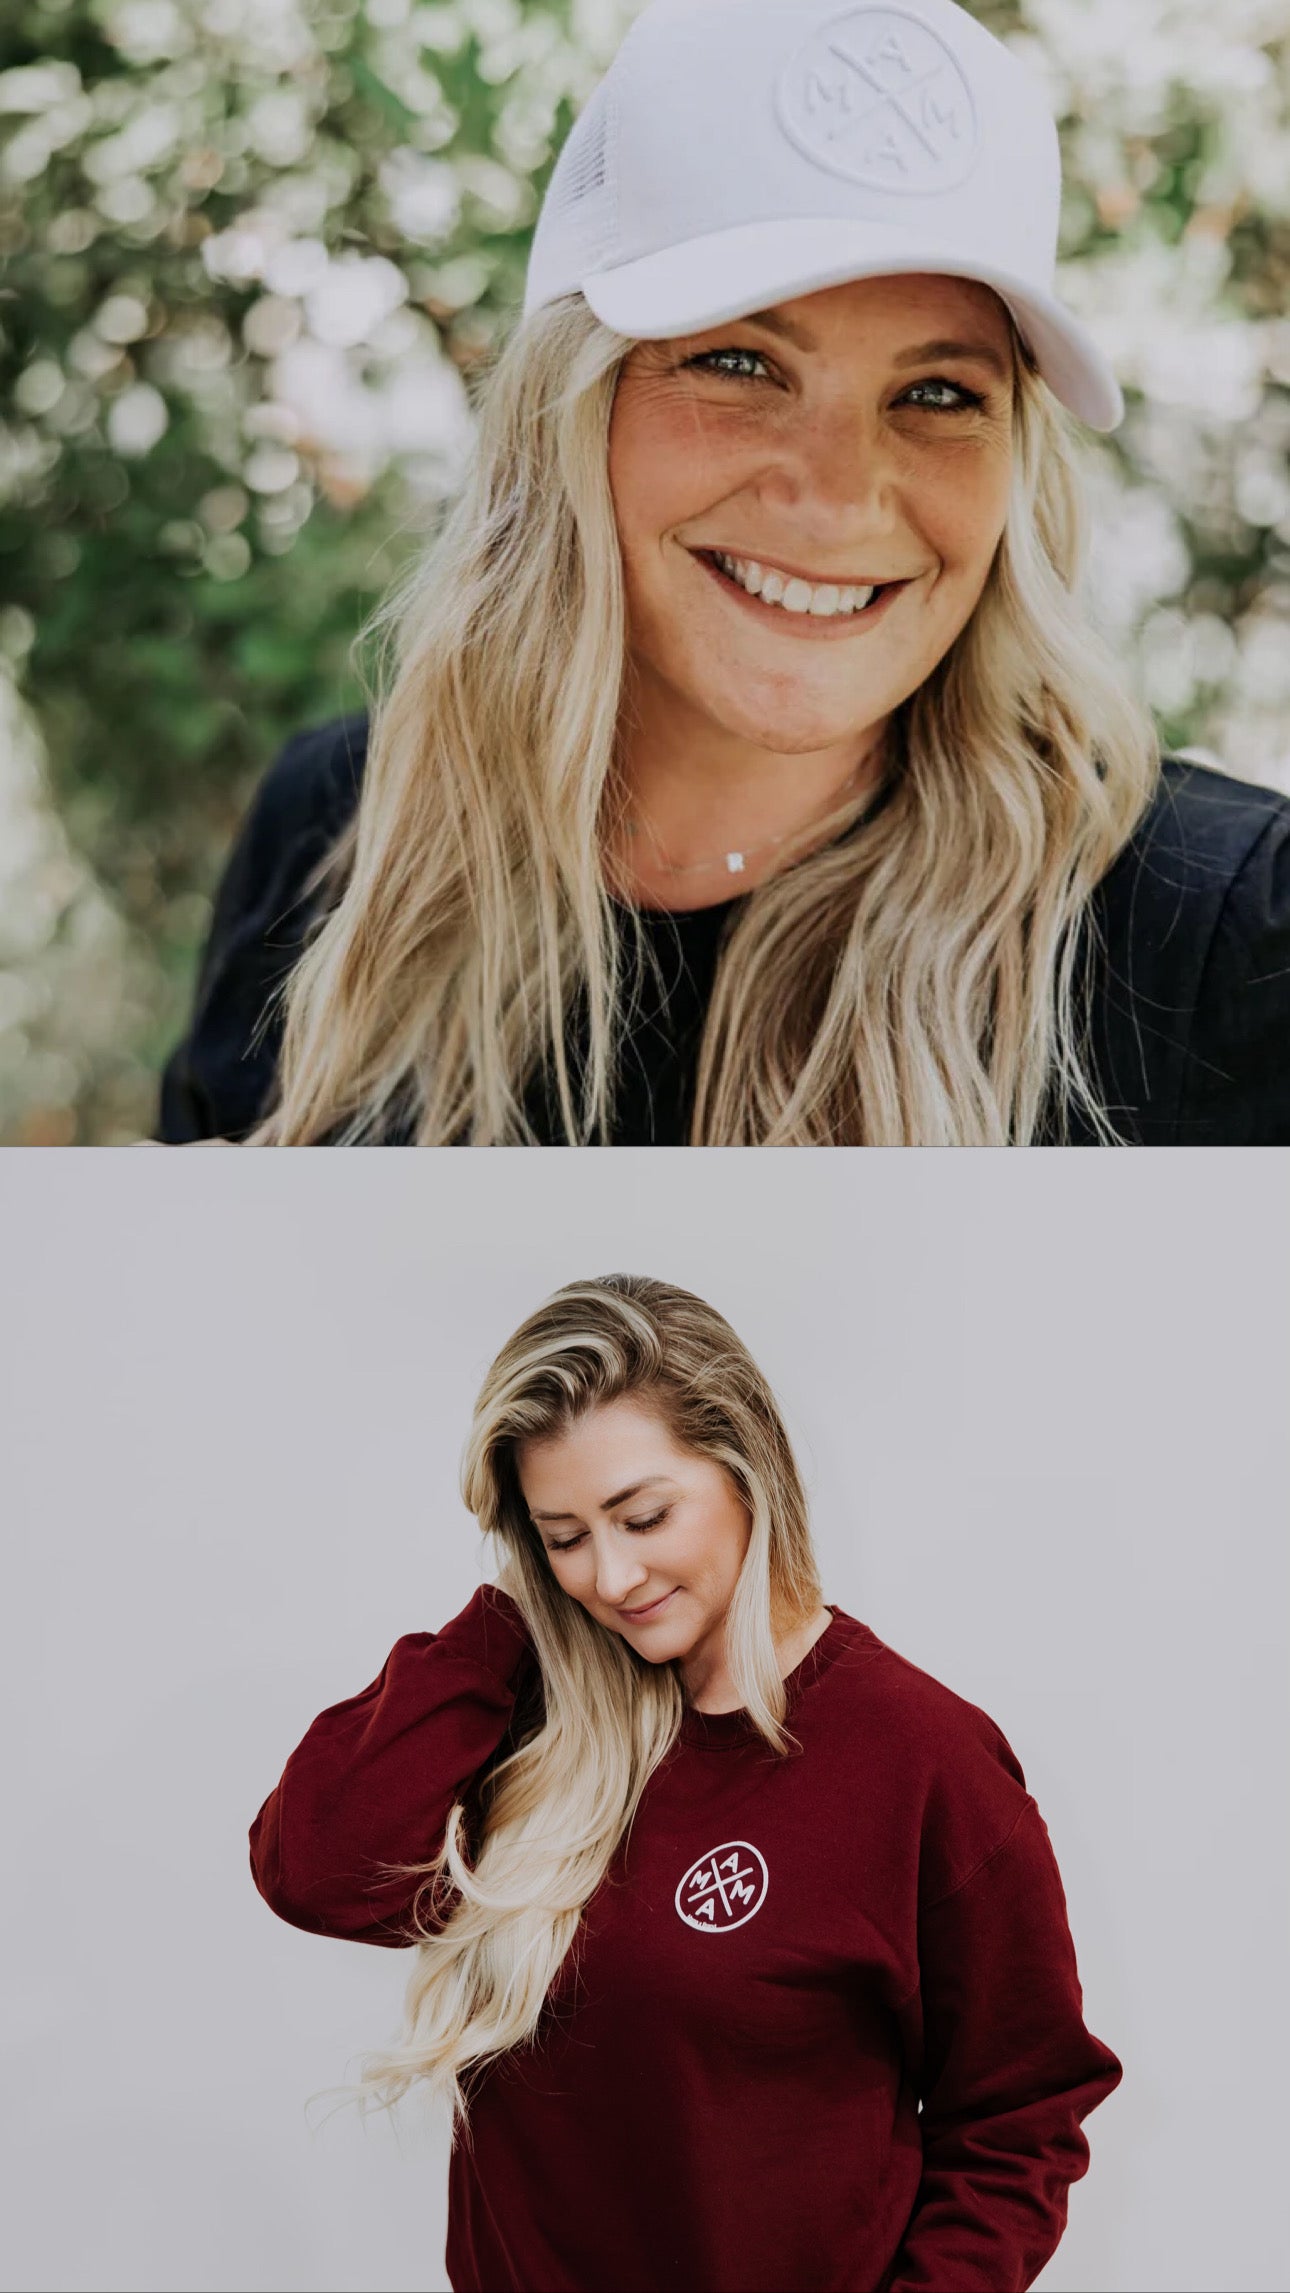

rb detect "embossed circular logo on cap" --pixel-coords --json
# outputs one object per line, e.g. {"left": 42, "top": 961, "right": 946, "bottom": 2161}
{"left": 675, "top": 1840, "right": 769, "bottom": 1932}
{"left": 776, "top": 6, "right": 979, "bottom": 195}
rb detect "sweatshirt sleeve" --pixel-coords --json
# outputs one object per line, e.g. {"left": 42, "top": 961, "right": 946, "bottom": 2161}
{"left": 883, "top": 1797, "right": 1122, "bottom": 2293}
{"left": 248, "top": 1583, "right": 538, "bottom": 1948}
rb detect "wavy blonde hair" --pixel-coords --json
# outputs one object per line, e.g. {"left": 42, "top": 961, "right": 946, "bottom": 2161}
{"left": 253, "top": 287, "right": 1159, "bottom": 1146}
{"left": 332, "top": 1273, "right": 823, "bottom": 2138}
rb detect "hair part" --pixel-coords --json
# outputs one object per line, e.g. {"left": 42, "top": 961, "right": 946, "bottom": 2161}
{"left": 253, "top": 291, "right": 1158, "bottom": 1144}
{"left": 320, "top": 1274, "right": 822, "bottom": 2140}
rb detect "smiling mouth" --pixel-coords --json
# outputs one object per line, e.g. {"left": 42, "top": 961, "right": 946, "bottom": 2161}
{"left": 690, "top": 547, "right": 911, "bottom": 627}
{"left": 621, "top": 1588, "right": 677, "bottom": 1620}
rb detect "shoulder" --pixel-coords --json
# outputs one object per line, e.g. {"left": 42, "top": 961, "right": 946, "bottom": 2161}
{"left": 824, "top": 1614, "right": 1026, "bottom": 1825}
{"left": 822, "top": 1616, "right": 1030, "bottom": 1893}
{"left": 1097, "top": 750, "right": 1290, "bottom": 919}
{"left": 200, "top": 708, "right": 372, "bottom": 949}
{"left": 155, "top": 710, "right": 371, "bottom": 1141}
{"left": 1084, "top": 753, "right": 1290, "bottom": 1145}
{"left": 246, "top": 708, "right": 370, "bottom": 847}
{"left": 203, "top": 706, "right": 371, "bottom": 986}
{"left": 830, "top": 1618, "right": 1024, "bottom": 1782}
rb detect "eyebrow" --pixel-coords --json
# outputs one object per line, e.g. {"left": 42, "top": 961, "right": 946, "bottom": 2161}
{"left": 740, "top": 309, "right": 1009, "bottom": 378}
{"left": 530, "top": 1476, "right": 671, "bottom": 1525}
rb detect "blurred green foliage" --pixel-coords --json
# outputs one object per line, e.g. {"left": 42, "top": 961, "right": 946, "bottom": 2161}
{"left": 1, "top": 0, "right": 1289, "bottom": 1140}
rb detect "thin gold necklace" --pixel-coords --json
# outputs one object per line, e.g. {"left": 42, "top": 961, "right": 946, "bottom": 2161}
{"left": 619, "top": 739, "right": 885, "bottom": 881}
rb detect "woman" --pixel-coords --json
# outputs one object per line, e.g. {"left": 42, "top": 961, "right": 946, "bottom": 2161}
{"left": 250, "top": 1274, "right": 1121, "bottom": 2293}
{"left": 160, "top": 0, "right": 1290, "bottom": 1145}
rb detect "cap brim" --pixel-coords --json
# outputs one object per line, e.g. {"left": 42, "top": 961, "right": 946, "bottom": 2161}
{"left": 580, "top": 216, "right": 1124, "bottom": 433}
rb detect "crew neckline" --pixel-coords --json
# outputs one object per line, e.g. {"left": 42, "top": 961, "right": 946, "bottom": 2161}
{"left": 678, "top": 1603, "right": 847, "bottom": 1749}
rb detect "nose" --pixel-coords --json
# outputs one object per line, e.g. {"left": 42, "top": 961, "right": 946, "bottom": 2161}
{"left": 765, "top": 394, "right": 904, "bottom": 544}
{"left": 593, "top": 1545, "right": 652, "bottom": 1608}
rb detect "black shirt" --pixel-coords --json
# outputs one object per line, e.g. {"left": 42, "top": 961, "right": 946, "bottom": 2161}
{"left": 157, "top": 711, "right": 1290, "bottom": 1145}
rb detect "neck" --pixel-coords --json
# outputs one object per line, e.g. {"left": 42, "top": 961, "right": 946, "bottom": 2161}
{"left": 606, "top": 664, "right": 891, "bottom": 911}
{"left": 682, "top": 1601, "right": 832, "bottom": 1715}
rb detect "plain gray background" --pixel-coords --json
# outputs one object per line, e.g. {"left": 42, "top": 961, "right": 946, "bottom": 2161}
{"left": 2, "top": 1148, "right": 1287, "bottom": 2293}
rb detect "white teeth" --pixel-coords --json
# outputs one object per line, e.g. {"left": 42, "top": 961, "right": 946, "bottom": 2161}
{"left": 713, "top": 552, "right": 877, "bottom": 617}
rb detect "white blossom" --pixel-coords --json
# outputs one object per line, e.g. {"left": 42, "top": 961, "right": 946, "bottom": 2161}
{"left": 105, "top": 383, "right": 169, "bottom": 454}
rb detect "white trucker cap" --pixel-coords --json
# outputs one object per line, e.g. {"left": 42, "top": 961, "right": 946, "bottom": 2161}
{"left": 523, "top": 0, "right": 1124, "bottom": 432}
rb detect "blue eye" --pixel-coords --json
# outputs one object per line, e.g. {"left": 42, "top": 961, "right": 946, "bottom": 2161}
{"left": 685, "top": 346, "right": 772, "bottom": 381}
{"left": 903, "top": 377, "right": 985, "bottom": 412}
{"left": 691, "top": 343, "right": 774, "bottom": 380}
{"left": 682, "top": 348, "right": 986, "bottom": 412}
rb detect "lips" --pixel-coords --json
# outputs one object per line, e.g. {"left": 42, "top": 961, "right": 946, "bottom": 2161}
{"left": 621, "top": 1587, "right": 677, "bottom": 1621}
{"left": 691, "top": 547, "right": 911, "bottom": 632}
{"left": 698, "top": 547, "right": 904, "bottom": 590}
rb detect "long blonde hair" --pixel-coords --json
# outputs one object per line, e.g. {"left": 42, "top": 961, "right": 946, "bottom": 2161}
{"left": 254, "top": 289, "right": 1159, "bottom": 1146}
{"left": 338, "top": 1273, "right": 823, "bottom": 2137}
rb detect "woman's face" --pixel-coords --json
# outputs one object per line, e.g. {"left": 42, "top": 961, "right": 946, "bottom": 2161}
{"left": 517, "top": 1394, "right": 751, "bottom": 1659}
{"left": 607, "top": 272, "right": 1017, "bottom": 758}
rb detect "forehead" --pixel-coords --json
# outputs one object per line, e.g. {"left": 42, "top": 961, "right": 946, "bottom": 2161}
{"left": 516, "top": 1394, "right": 685, "bottom": 1497}
{"left": 706, "top": 270, "right": 1016, "bottom": 356}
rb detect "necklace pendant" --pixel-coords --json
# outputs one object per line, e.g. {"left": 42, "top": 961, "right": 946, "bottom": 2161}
{"left": 726, "top": 851, "right": 746, "bottom": 874}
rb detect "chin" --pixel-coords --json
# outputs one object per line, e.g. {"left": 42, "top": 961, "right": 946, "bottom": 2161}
{"left": 618, "top": 1612, "right": 696, "bottom": 1661}
{"left": 634, "top": 1643, "right": 683, "bottom": 1667}
{"left": 694, "top": 681, "right": 890, "bottom": 755}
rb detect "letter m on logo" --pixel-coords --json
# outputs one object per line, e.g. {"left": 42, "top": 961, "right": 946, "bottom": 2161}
{"left": 802, "top": 49, "right": 867, "bottom": 129}
{"left": 916, "top": 80, "right": 962, "bottom": 144}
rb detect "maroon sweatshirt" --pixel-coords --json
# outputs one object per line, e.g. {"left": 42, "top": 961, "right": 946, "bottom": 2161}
{"left": 250, "top": 1587, "right": 1121, "bottom": 2293}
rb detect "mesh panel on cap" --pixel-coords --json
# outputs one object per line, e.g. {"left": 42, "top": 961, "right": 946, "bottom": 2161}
{"left": 541, "top": 80, "right": 619, "bottom": 269}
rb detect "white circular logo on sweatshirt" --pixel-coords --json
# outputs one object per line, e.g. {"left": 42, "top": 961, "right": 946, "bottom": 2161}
{"left": 675, "top": 1841, "right": 769, "bottom": 1932}
{"left": 776, "top": 7, "right": 979, "bottom": 194}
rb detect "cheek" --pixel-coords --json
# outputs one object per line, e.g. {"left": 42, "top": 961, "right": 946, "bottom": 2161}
{"left": 933, "top": 449, "right": 1012, "bottom": 572}
{"left": 608, "top": 391, "right": 734, "bottom": 560}
{"left": 695, "top": 1492, "right": 753, "bottom": 1574}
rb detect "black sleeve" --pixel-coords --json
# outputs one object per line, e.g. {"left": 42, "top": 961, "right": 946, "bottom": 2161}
{"left": 155, "top": 715, "right": 367, "bottom": 1142}
{"left": 1177, "top": 804, "right": 1290, "bottom": 1143}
